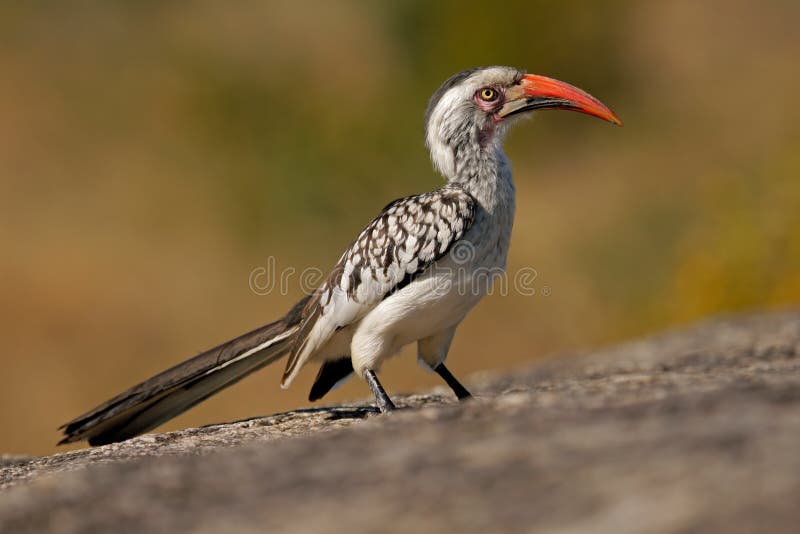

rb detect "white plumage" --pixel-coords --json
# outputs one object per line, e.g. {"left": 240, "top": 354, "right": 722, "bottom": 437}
{"left": 60, "top": 66, "right": 620, "bottom": 444}
{"left": 283, "top": 67, "right": 520, "bottom": 390}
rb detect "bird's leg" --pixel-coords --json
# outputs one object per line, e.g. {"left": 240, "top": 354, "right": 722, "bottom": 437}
{"left": 364, "top": 370, "right": 396, "bottom": 413}
{"left": 434, "top": 364, "right": 472, "bottom": 400}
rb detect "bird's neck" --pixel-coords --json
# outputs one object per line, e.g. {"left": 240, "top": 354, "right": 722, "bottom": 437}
{"left": 447, "top": 141, "right": 515, "bottom": 215}
{"left": 433, "top": 135, "right": 516, "bottom": 269}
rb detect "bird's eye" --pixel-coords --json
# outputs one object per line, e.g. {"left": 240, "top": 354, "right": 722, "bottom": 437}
{"left": 478, "top": 87, "right": 499, "bottom": 102}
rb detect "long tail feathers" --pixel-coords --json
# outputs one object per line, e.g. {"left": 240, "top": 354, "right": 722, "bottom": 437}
{"left": 59, "top": 297, "right": 309, "bottom": 446}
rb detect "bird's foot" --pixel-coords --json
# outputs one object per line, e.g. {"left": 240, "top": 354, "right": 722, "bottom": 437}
{"left": 364, "top": 370, "right": 396, "bottom": 413}
{"left": 434, "top": 363, "right": 472, "bottom": 401}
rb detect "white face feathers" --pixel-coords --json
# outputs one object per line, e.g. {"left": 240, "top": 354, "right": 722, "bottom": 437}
{"left": 424, "top": 66, "right": 523, "bottom": 180}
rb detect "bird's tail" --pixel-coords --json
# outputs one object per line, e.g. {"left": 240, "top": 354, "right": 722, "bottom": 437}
{"left": 59, "top": 297, "right": 309, "bottom": 446}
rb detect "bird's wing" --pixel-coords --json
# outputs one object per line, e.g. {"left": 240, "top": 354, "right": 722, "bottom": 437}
{"left": 281, "top": 184, "right": 476, "bottom": 386}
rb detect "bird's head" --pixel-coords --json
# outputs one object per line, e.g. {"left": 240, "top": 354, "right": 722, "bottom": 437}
{"left": 425, "top": 66, "right": 621, "bottom": 179}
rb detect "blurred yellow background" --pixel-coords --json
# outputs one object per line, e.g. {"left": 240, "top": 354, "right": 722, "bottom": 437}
{"left": 2, "top": 0, "right": 799, "bottom": 455}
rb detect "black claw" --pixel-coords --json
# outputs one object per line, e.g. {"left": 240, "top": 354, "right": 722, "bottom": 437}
{"left": 434, "top": 363, "right": 472, "bottom": 401}
{"left": 364, "top": 370, "right": 396, "bottom": 412}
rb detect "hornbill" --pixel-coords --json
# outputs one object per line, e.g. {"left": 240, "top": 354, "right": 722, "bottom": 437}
{"left": 60, "top": 66, "right": 620, "bottom": 445}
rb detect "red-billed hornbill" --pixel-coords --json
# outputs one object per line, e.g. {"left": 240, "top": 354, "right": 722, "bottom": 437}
{"left": 60, "top": 66, "right": 620, "bottom": 445}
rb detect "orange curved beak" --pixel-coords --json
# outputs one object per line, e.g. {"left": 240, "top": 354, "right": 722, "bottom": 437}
{"left": 498, "top": 74, "right": 622, "bottom": 126}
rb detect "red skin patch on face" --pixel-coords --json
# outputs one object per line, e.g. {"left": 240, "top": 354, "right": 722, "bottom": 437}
{"left": 473, "top": 88, "right": 507, "bottom": 131}
{"left": 473, "top": 87, "right": 505, "bottom": 114}
{"left": 478, "top": 120, "right": 497, "bottom": 147}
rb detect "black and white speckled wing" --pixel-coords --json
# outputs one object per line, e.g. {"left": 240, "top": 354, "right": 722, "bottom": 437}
{"left": 281, "top": 184, "right": 476, "bottom": 386}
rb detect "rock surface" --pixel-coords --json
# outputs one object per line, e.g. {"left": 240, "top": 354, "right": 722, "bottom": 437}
{"left": 2, "top": 311, "right": 799, "bottom": 533}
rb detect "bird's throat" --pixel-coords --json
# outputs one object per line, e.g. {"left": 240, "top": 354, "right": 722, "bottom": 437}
{"left": 452, "top": 146, "right": 515, "bottom": 217}
{"left": 427, "top": 120, "right": 515, "bottom": 215}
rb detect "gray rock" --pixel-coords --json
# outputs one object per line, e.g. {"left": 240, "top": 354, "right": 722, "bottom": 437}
{"left": 2, "top": 311, "right": 799, "bottom": 533}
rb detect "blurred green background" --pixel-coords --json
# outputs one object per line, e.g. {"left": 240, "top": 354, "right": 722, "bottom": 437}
{"left": 2, "top": 0, "right": 799, "bottom": 455}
